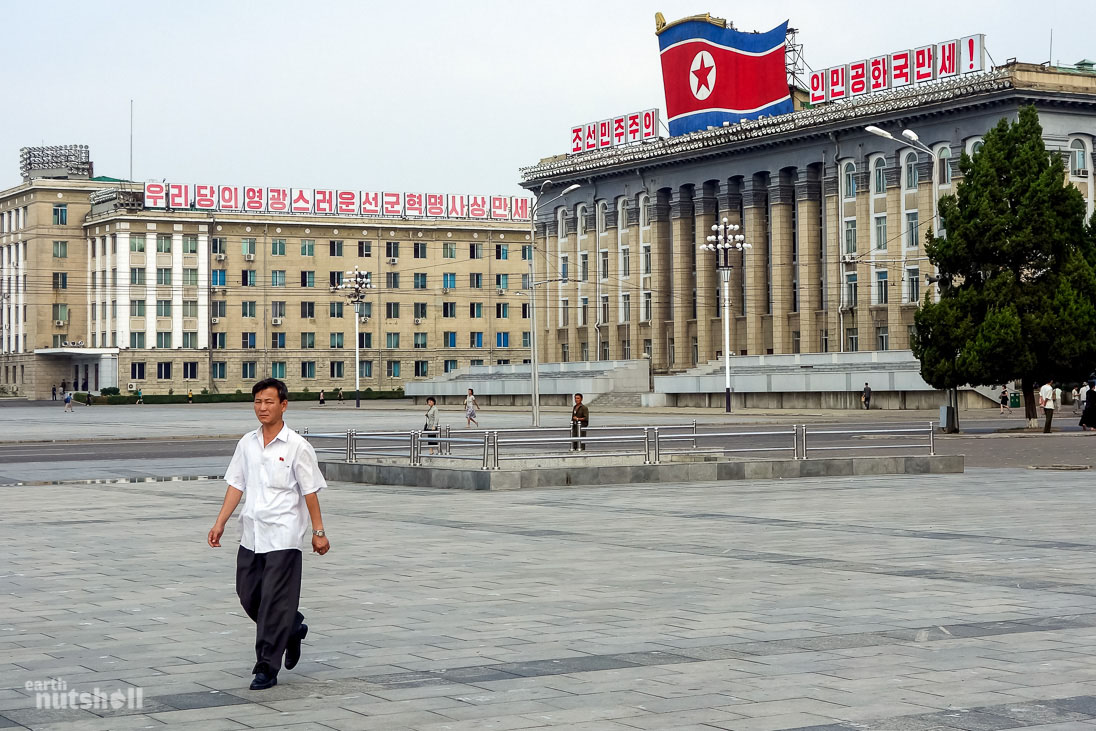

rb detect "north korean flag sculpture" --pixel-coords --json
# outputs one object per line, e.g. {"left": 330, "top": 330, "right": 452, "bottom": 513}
{"left": 657, "top": 14, "right": 793, "bottom": 136}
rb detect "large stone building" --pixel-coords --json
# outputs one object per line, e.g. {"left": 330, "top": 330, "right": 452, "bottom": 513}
{"left": 0, "top": 171, "right": 532, "bottom": 398}
{"left": 520, "top": 61, "right": 1096, "bottom": 377}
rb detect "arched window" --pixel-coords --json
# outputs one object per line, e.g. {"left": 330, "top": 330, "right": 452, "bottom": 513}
{"left": 618, "top": 199, "right": 628, "bottom": 228}
{"left": 597, "top": 201, "right": 607, "bottom": 233}
{"left": 904, "top": 153, "right": 919, "bottom": 190}
{"left": 1071, "top": 139, "right": 1088, "bottom": 176}
{"left": 577, "top": 205, "right": 588, "bottom": 236}
{"left": 843, "top": 162, "right": 857, "bottom": 199}
{"left": 872, "top": 157, "right": 886, "bottom": 195}
{"left": 937, "top": 146, "right": 952, "bottom": 185}
{"left": 558, "top": 209, "right": 567, "bottom": 239}
{"left": 639, "top": 194, "right": 650, "bottom": 228}
{"left": 971, "top": 140, "right": 984, "bottom": 156}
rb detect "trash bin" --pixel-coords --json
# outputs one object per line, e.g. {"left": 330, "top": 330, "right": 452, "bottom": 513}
{"left": 1010, "top": 393, "right": 1020, "bottom": 408}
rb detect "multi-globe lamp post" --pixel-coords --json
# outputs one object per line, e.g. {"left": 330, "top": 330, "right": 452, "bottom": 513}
{"left": 337, "top": 265, "right": 373, "bottom": 408}
{"left": 700, "top": 219, "right": 750, "bottom": 413}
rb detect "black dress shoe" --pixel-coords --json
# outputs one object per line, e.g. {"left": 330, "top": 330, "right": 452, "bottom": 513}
{"left": 249, "top": 671, "right": 277, "bottom": 690}
{"left": 285, "top": 624, "right": 308, "bottom": 670}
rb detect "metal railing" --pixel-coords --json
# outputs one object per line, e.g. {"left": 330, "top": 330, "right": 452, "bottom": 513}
{"left": 309, "top": 421, "right": 936, "bottom": 470}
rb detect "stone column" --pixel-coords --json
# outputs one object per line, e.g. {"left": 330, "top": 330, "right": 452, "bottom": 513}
{"left": 649, "top": 195, "right": 672, "bottom": 372}
{"left": 769, "top": 181, "right": 795, "bottom": 354}
{"left": 795, "top": 179, "right": 821, "bottom": 353}
{"left": 604, "top": 204, "right": 625, "bottom": 358}
{"left": 742, "top": 179, "right": 769, "bottom": 356}
{"left": 564, "top": 214, "right": 579, "bottom": 360}
{"left": 594, "top": 208, "right": 619, "bottom": 360}
{"left": 716, "top": 183, "right": 744, "bottom": 355}
{"left": 853, "top": 169, "right": 873, "bottom": 351}
{"left": 540, "top": 220, "right": 558, "bottom": 361}
{"left": 669, "top": 190, "right": 694, "bottom": 370}
{"left": 693, "top": 192, "right": 717, "bottom": 363}
{"left": 822, "top": 172, "right": 842, "bottom": 350}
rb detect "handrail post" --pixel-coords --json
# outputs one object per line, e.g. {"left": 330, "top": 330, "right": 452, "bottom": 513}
{"left": 410, "top": 431, "right": 419, "bottom": 465}
{"left": 928, "top": 421, "right": 936, "bottom": 456}
{"left": 492, "top": 431, "right": 500, "bottom": 469}
{"left": 652, "top": 427, "right": 661, "bottom": 464}
{"left": 303, "top": 426, "right": 309, "bottom": 436}
{"left": 481, "top": 431, "right": 490, "bottom": 470}
{"left": 443, "top": 424, "right": 451, "bottom": 455}
{"left": 692, "top": 419, "right": 697, "bottom": 448}
{"left": 792, "top": 425, "right": 799, "bottom": 460}
{"left": 345, "top": 429, "right": 355, "bottom": 463}
{"left": 801, "top": 424, "right": 809, "bottom": 459}
{"left": 643, "top": 428, "right": 652, "bottom": 464}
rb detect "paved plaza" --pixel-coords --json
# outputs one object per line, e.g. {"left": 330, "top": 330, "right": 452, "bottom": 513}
{"left": 4, "top": 465, "right": 1096, "bottom": 730}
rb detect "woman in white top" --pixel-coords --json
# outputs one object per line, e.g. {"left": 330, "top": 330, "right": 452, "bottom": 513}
{"left": 424, "top": 397, "right": 439, "bottom": 454}
{"left": 464, "top": 388, "right": 480, "bottom": 428}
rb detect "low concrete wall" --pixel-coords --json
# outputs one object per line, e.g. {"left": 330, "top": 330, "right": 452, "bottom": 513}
{"left": 320, "top": 454, "right": 964, "bottom": 491}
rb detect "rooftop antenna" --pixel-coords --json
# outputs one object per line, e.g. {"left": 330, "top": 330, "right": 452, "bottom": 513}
{"left": 1049, "top": 29, "right": 1053, "bottom": 66}
{"left": 129, "top": 99, "right": 134, "bottom": 181}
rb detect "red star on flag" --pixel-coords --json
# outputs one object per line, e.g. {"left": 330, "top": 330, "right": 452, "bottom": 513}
{"left": 692, "top": 56, "right": 714, "bottom": 91}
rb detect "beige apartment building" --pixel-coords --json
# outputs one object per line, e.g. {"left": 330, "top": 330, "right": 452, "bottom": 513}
{"left": 0, "top": 171, "right": 532, "bottom": 398}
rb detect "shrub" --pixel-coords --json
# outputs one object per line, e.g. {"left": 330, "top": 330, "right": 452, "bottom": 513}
{"left": 100, "top": 387, "right": 121, "bottom": 396}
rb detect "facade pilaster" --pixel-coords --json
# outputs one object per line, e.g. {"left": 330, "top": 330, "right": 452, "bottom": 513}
{"left": 795, "top": 180, "right": 821, "bottom": 353}
{"left": 669, "top": 190, "right": 694, "bottom": 370}
{"left": 693, "top": 193, "right": 717, "bottom": 363}
{"left": 769, "top": 182, "right": 795, "bottom": 354}
{"left": 648, "top": 196, "right": 672, "bottom": 372}
{"left": 716, "top": 185, "right": 744, "bottom": 354}
{"left": 742, "top": 180, "right": 769, "bottom": 356}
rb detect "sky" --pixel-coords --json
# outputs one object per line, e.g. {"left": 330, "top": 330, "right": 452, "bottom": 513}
{"left": 3, "top": 0, "right": 1093, "bottom": 197}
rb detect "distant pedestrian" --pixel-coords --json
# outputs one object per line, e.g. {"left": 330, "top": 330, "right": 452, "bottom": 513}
{"left": 85, "top": 391, "right": 92, "bottom": 407}
{"left": 52, "top": 385, "right": 57, "bottom": 401}
{"left": 61, "top": 379, "right": 67, "bottom": 392}
{"left": 136, "top": 388, "right": 143, "bottom": 405}
{"left": 1081, "top": 382, "right": 1096, "bottom": 431}
{"left": 81, "top": 378, "right": 88, "bottom": 391}
{"left": 570, "top": 393, "right": 589, "bottom": 451}
{"left": 464, "top": 388, "right": 479, "bottom": 428}
{"left": 861, "top": 383, "right": 872, "bottom": 410}
{"left": 188, "top": 388, "right": 194, "bottom": 404}
{"left": 63, "top": 392, "right": 73, "bottom": 412}
{"left": 999, "top": 386, "right": 1012, "bottom": 416}
{"left": 1039, "top": 379, "right": 1056, "bottom": 433}
{"left": 318, "top": 389, "right": 325, "bottom": 406}
{"left": 424, "top": 397, "right": 439, "bottom": 455}
{"left": 1072, "top": 387, "right": 1081, "bottom": 415}
{"left": 336, "top": 388, "right": 344, "bottom": 404}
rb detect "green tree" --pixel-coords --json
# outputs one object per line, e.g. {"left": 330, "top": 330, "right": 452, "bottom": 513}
{"left": 912, "top": 105, "right": 1096, "bottom": 427}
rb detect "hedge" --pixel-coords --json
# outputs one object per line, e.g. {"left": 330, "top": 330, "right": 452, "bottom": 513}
{"left": 73, "top": 389, "right": 404, "bottom": 405}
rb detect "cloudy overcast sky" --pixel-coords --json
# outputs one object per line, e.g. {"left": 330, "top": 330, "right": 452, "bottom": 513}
{"left": 3, "top": 0, "right": 1092, "bottom": 195}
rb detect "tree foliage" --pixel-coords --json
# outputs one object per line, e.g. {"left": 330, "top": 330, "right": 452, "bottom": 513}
{"left": 912, "top": 105, "right": 1096, "bottom": 416}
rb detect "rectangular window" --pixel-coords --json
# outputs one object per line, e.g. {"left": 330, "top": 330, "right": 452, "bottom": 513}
{"left": 385, "top": 272, "right": 399, "bottom": 289}
{"left": 469, "top": 273, "right": 482, "bottom": 289}
{"left": 386, "top": 360, "right": 400, "bottom": 377}
{"left": 154, "top": 234, "right": 171, "bottom": 253}
{"left": 876, "top": 326, "right": 889, "bottom": 351}
{"left": 241, "top": 238, "right": 256, "bottom": 256}
{"left": 52, "top": 272, "right": 67, "bottom": 289}
{"left": 600, "top": 250, "right": 609, "bottom": 279}
{"left": 301, "top": 332, "right": 315, "bottom": 349}
{"left": 329, "top": 301, "right": 344, "bottom": 318}
{"left": 301, "top": 361, "right": 316, "bottom": 379}
{"left": 386, "top": 332, "right": 400, "bottom": 348}
{"left": 621, "top": 248, "right": 630, "bottom": 277}
{"left": 329, "top": 240, "right": 343, "bottom": 256}
{"left": 211, "top": 237, "right": 226, "bottom": 254}
{"left": 413, "top": 273, "right": 427, "bottom": 289}
{"left": 242, "top": 361, "right": 257, "bottom": 380}
{"left": 560, "top": 255, "right": 569, "bottom": 281}
{"left": 156, "top": 331, "right": 172, "bottom": 349}
{"left": 643, "top": 291, "right": 652, "bottom": 321}
{"left": 52, "top": 204, "right": 68, "bottom": 225}
{"left": 522, "top": 273, "right": 530, "bottom": 290}
{"left": 329, "top": 361, "right": 344, "bottom": 378}
{"left": 270, "top": 361, "right": 286, "bottom": 379}
{"left": 874, "top": 215, "right": 887, "bottom": 250}
{"left": 495, "top": 244, "right": 508, "bottom": 260}
{"left": 496, "top": 332, "right": 510, "bottom": 347}
{"left": 386, "top": 302, "right": 400, "bottom": 319}
{"left": 444, "top": 331, "right": 457, "bottom": 348}
{"left": 271, "top": 270, "right": 286, "bottom": 287}
{"left": 242, "top": 301, "right": 256, "bottom": 318}
{"left": 413, "top": 302, "right": 427, "bottom": 319}
{"left": 621, "top": 293, "right": 631, "bottom": 322}
{"left": 843, "top": 219, "right": 857, "bottom": 254}
{"left": 469, "top": 243, "right": 483, "bottom": 259}
{"left": 130, "top": 362, "right": 146, "bottom": 380}
{"left": 358, "top": 240, "right": 372, "bottom": 257}
{"left": 444, "top": 359, "right": 458, "bottom": 373}
{"left": 521, "top": 244, "right": 533, "bottom": 261}
{"left": 414, "top": 241, "right": 427, "bottom": 259}
{"left": 846, "top": 328, "right": 859, "bottom": 352}
{"left": 386, "top": 241, "right": 400, "bottom": 258}
{"left": 183, "top": 332, "right": 198, "bottom": 349}
{"left": 495, "top": 274, "right": 509, "bottom": 290}
{"left": 301, "top": 271, "right": 315, "bottom": 288}
{"left": 154, "top": 268, "right": 170, "bottom": 285}
{"left": 329, "top": 271, "right": 344, "bottom": 287}
{"left": 820, "top": 329, "right": 829, "bottom": 353}
{"left": 601, "top": 295, "right": 609, "bottom": 324}
{"left": 156, "top": 362, "right": 172, "bottom": 380}
{"left": 443, "top": 242, "right": 456, "bottom": 259}
{"left": 183, "top": 235, "right": 198, "bottom": 254}
{"left": 359, "top": 360, "right": 373, "bottom": 377}
{"left": 212, "top": 362, "right": 227, "bottom": 379}
{"left": 442, "top": 302, "right": 456, "bottom": 318}
{"left": 130, "top": 234, "right": 146, "bottom": 252}
{"left": 241, "top": 332, "right": 256, "bottom": 349}
{"left": 156, "top": 299, "right": 172, "bottom": 317}
{"left": 241, "top": 270, "right": 256, "bottom": 287}
{"left": 907, "top": 268, "right": 920, "bottom": 303}
{"left": 183, "top": 300, "right": 198, "bottom": 317}
{"left": 469, "top": 332, "right": 483, "bottom": 348}
{"left": 642, "top": 245, "right": 652, "bottom": 275}
{"left": 130, "top": 331, "right": 146, "bottom": 349}
{"left": 210, "top": 332, "right": 226, "bottom": 349}
{"left": 414, "top": 333, "right": 427, "bottom": 349}
{"left": 905, "top": 211, "right": 919, "bottom": 248}
{"left": 330, "top": 332, "right": 345, "bottom": 349}
{"left": 580, "top": 253, "right": 589, "bottom": 282}
{"left": 182, "top": 268, "right": 197, "bottom": 286}
{"left": 522, "top": 331, "right": 531, "bottom": 348}
{"left": 496, "top": 302, "right": 509, "bottom": 319}
{"left": 469, "top": 302, "right": 482, "bottom": 318}
{"left": 876, "top": 270, "right": 889, "bottom": 305}
{"left": 53, "top": 240, "right": 68, "bottom": 258}
{"left": 414, "top": 360, "right": 429, "bottom": 377}
{"left": 211, "top": 270, "right": 226, "bottom": 286}
{"left": 442, "top": 272, "right": 456, "bottom": 289}
{"left": 271, "top": 333, "right": 286, "bottom": 349}
{"left": 271, "top": 302, "right": 285, "bottom": 319}
{"left": 301, "top": 301, "right": 315, "bottom": 318}
{"left": 845, "top": 273, "right": 858, "bottom": 306}
{"left": 52, "top": 303, "right": 69, "bottom": 321}
{"left": 579, "top": 297, "right": 588, "bottom": 326}
{"left": 301, "top": 239, "right": 315, "bottom": 256}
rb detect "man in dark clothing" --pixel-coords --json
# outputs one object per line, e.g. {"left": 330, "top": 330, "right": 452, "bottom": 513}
{"left": 862, "top": 383, "right": 872, "bottom": 410}
{"left": 571, "top": 393, "right": 590, "bottom": 451}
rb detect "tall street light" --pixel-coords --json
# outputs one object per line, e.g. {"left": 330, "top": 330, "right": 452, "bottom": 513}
{"left": 528, "top": 180, "right": 581, "bottom": 426}
{"left": 700, "top": 218, "right": 750, "bottom": 413}
{"left": 337, "top": 266, "right": 373, "bottom": 408}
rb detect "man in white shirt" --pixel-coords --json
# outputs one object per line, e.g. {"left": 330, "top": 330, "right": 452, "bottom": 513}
{"left": 1039, "top": 379, "right": 1056, "bottom": 433}
{"left": 208, "top": 378, "right": 330, "bottom": 690}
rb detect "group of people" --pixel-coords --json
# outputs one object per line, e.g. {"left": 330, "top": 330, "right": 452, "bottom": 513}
{"left": 420, "top": 388, "right": 590, "bottom": 452}
{"left": 1032, "top": 379, "right": 1096, "bottom": 433}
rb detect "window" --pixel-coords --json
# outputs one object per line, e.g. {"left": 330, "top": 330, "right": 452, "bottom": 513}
{"left": 301, "top": 332, "right": 315, "bottom": 349}
{"left": 442, "top": 302, "right": 456, "bottom": 318}
{"left": 643, "top": 291, "right": 652, "bottom": 321}
{"left": 296, "top": 300, "right": 313, "bottom": 319}
{"left": 875, "top": 270, "right": 888, "bottom": 305}
{"left": 600, "top": 295, "right": 609, "bottom": 324}
{"left": 359, "top": 361, "right": 373, "bottom": 377}
{"left": 469, "top": 302, "right": 483, "bottom": 318}
{"left": 385, "top": 332, "right": 399, "bottom": 349}
{"left": 561, "top": 299, "right": 569, "bottom": 326}
{"left": 52, "top": 272, "right": 67, "bottom": 290}
{"left": 386, "top": 302, "right": 400, "bottom": 319}
{"left": 873, "top": 157, "right": 886, "bottom": 195}
{"left": 271, "top": 238, "right": 286, "bottom": 256}
{"left": 496, "top": 274, "right": 509, "bottom": 290}
{"left": 52, "top": 204, "right": 67, "bottom": 225}
{"left": 210, "top": 332, "right": 225, "bottom": 349}
{"left": 600, "top": 250, "right": 609, "bottom": 279}
{"left": 845, "top": 273, "right": 858, "bottom": 306}
{"left": 414, "top": 333, "right": 427, "bottom": 349}
{"left": 177, "top": 235, "right": 195, "bottom": 254}
{"left": 580, "top": 253, "right": 589, "bottom": 282}
{"left": 580, "top": 298, "right": 589, "bottom": 326}
{"left": 182, "top": 360, "right": 199, "bottom": 379}
{"left": 561, "top": 343, "right": 570, "bottom": 362}
{"left": 621, "top": 293, "right": 631, "bottom": 322}
{"left": 937, "top": 146, "right": 952, "bottom": 185}
{"left": 156, "top": 362, "right": 172, "bottom": 380}
{"left": 300, "top": 361, "right": 315, "bottom": 379}
{"left": 156, "top": 299, "right": 172, "bottom": 317}
{"left": 211, "top": 237, "right": 226, "bottom": 254}
{"left": 521, "top": 244, "right": 532, "bottom": 260}
{"left": 469, "top": 332, "right": 483, "bottom": 348}
{"left": 360, "top": 301, "right": 372, "bottom": 318}
{"left": 496, "top": 332, "right": 510, "bottom": 347}
{"left": 577, "top": 205, "right": 587, "bottom": 236}
{"left": 183, "top": 268, "right": 198, "bottom": 286}
{"left": 905, "top": 211, "right": 919, "bottom": 248}
{"left": 301, "top": 239, "right": 315, "bottom": 256}
{"left": 130, "top": 234, "right": 146, "bottom": 253}
{"left": 522, "top": 274, "right": 530, "bottom": 290}
{"left": 820, "top": 329, "right": 829, "bottom": 353}
{"left": 241, "top": 332, "right": 256, "bottom": 349}
{"left": 242, "top": 361, "right": 257, "bottom": 380}
{"left": 130, "top": 331, "right": 146, "bottom": 349}
{"left": 329, "top": 240, "right": 343, "bottom": 256}
{"left": 469, "top": 242, "right": 483, "bottom": 259}
{"left": 496, "top": 302, "right": 509, "bottom": 319}
{"left": 843, "top": 162, "right": 856, "bottom": 198}
{"left": 843, "top": 219, "right": 857, "bottom": 254}
{"left": 271, "top": 270, "right": 286, "bottom": 287}
{"left": 183, "top": 300, "right": 198, "bottom": 318}
{"left": 874, "top": 215, "right": 887, "bottom": 251}
{"left": 971, "top": 140, "right": 984, "bottom": 156}
{"left": 792, "top": 331, "right": 801, "bottom": 354}
{"left": 386, "top": 241, "right": 399, "bottom": 258}
{"left": 385, "top": 272, "right": 399, "bottom": 289}
{"left": 444, "top": 331, "right": 457, "bottom": 348}
{"left": 642, "top": 245, "right": 652, "bottom": 275}
{"left": 469, "top": 273, "right": 483, "bottom": 288}
{"left": 413, "top": 302, "right": 427, "bottom": 319}
{"left": 495, "top": 244, "right": 508, "bottom": 260}
{"left": 904, "top": 153, "right": 919, "bottom": 190}
{"left": 156, "top": 268, "right": 172, "bottom": 285}
{"left": 640, "top": 196, "right": 650, "bottom": 227}
{"left": 53, "top": 241, "right": 67, "bottom": 258}
{"left": 358, "top": 240, "right": 372, "bottom": 257}
{"left": 130, "top": 299, "right": 146, "bottom": 317}
{"left": 907, "top": 268, "right": 920, "bottom": 303}
{"left": 522, "top": 302, "right": 530, "bottom": 319}
{"left": 272, "top": 300, "right": 286, "bottom": 318}
{"left": 386, "top": 360, "right": 400, "bottom": 377}
{"left": 414, "top": 361, "right": 429, "bottom": 377}
{"left": 211, "top": 269, "right": 226, "bottom": 286}
{"left": 241, "top": 270, "right": 256, "bottom": 287}
{"left": 301, "top": 271, "right": 315, "bottom": 287}
{"left": 212, "top": 362, "right": 226, "bottom": 379}
{"left": 330, "top": 332, "right": 345, "bottom": 349}
{"left": 560, "top": 255, "right": 569, "bottom": 281}
{"left": 52, "top": 303, "right": 69, "bottom": 321}
{"left": 876, "top": 326, "right": 889, "bottom": 351}
{"left": 270, "top": 361, "right": 286, "bottom": 379}
{"left": 271, "top": 333, "right": 286, "bottom": 349}
{"left": 414, "top": 273, "right": 427, "bottom": 289}
{"left": 241, "top": 301, "right": 256, "bottom": 318}
{"left": 846, "top": 328, "right": 859, "bottom": 352}
{"left": 414, "top": 241, "right": 427, "bottom": 258}
{"left": 444, "top": 359, "right": 458, "bottom": 373}
{"left": 442, "top": 272, "right": 456, "bottom": 289}
{"left": 1071, "top": 139, "right": 1088, "bottom": 176}
{"left": 329, "top": 361, "right": 344, "bottom": 378}
{"left": 130, "top": 362, "right": 146, "bottom": 380}
{"left": 329, "top": 301, "right": 344, "bottom": 318}
{"left": 621, "top": 248, "right": 630, "bottom": 277}
{"left": 330, "top": 271, "right": 344, "bottom": 287}
{"left": 241, "top": 238, "right": 256, "bottom": 256}
{"left": 156, "top": 331, "right": 172, "bottom": 349}
{"left": 443, "top": 242, "right": 456, "bottom": 259}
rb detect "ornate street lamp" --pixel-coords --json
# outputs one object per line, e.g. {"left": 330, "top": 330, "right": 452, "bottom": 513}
{"left": 700, "top": 219, "right": 750, "bottom": 413}
{"left": 336, "top": 266, "right": 373, "bottom": 408}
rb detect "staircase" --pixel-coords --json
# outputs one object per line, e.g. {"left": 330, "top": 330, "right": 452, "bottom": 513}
{"left": 592, "top": 392, "right": 645, "bottom": 408}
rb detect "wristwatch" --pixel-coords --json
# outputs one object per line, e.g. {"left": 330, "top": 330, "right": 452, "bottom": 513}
{"left": 312, "top": 529, "right": 326, "bottom": 537}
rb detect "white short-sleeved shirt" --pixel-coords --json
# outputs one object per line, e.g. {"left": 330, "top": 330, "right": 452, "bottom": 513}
{"left": 224, "top": 423, "right": 326, "bottom": 553}
{"left": 1040, "top": 384, "right": 1055, "bottom": 410}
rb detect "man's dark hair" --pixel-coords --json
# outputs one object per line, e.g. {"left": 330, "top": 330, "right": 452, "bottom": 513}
{"left": 253, "top": 378, "right": 289, "bottom": 402}
{"left": 427, "top": 396, "right": 436, "bottom": 404}
{"left": 575, "top": 393, "right": 583, "bottom": 399}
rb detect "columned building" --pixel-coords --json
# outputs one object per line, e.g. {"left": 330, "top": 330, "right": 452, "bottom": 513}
{"left": 521, "top": 62, "right": 1096, "bottom": 375}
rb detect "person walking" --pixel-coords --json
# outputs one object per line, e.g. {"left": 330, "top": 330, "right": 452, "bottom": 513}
{"left": 318, "top": 389, "right": 325, "bottom": 406}
{"left": 63, "top": 391, "right": 74, "bottom": 413}
{"left": 464, "top": 388, "right": 479, "bottom": 428}
{"left": 999, "top": 386, "right": 1013, "bottom": 416}
{"left": 1072, "top": 387, "right": 1081, "bottom": 415}
{"left": 207, "top": 378, "right": 330, "bottom": 691}
{"left": 424, "top": 397, "right": 439, "bottom": 455}
{"left": 1039, "top": 379, "right": 1056, "bottom": 433}
{"left": 136, "top": 388, "right": 143, "bottom": 405}
{"left": 861, "top": 383, "right": 872, "bottom": 410}
{"left": 570, "top": 393, "right": 590, "bottom": 451}
{"left": 188, "top": 388, "right": 194, "bottom": 405}
{"left": 51, "top": 385, "right": 57, "bottom": 401}
{"left": 1081, "top": 381, "right": 1096, "bottom": 431}
{"left": 336, "top": 388, "right": 344, "bottom": 404}
{"left": 85, "top": 391, "right": 92, "bottom": 407}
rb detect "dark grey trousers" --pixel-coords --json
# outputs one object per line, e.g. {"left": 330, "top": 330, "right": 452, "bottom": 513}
{"left": 236, "top": 546, "right": 304, "bottom": 675}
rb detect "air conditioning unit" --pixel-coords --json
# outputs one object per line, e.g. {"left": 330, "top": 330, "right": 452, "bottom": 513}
{"left": 243, "top": 253, "right": 255, "bottom": 262}
{"left": 211, "top": 317, "right": 219, "bottom": 324}
{"left": 496, "top": 288, "right": 506, "bottom": 296}
{"left": 215, "top": 253, "right": 226, "bottom": 261}
{"left": 840, "top": 254, "right": 857, "bottom": 264}
{"left": 414, "top": 318, "right": 422, "bottom": 325}
{"left": 442, "top": 287, "right": 451, "bottom": 294}
{"left": 54, "top": 320, "right": 66, "bottom": 327}
{"left": 127, "top": 382, "right": 136, "bottom": 391}
{"left": 387, "top": 257, "right": 398, "bottom": 264}
{"left": 359, "top": 316, "right": 370, "bottom": 323}
{"left": 271, "top": 317, "right": 283, "bottom": 325}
